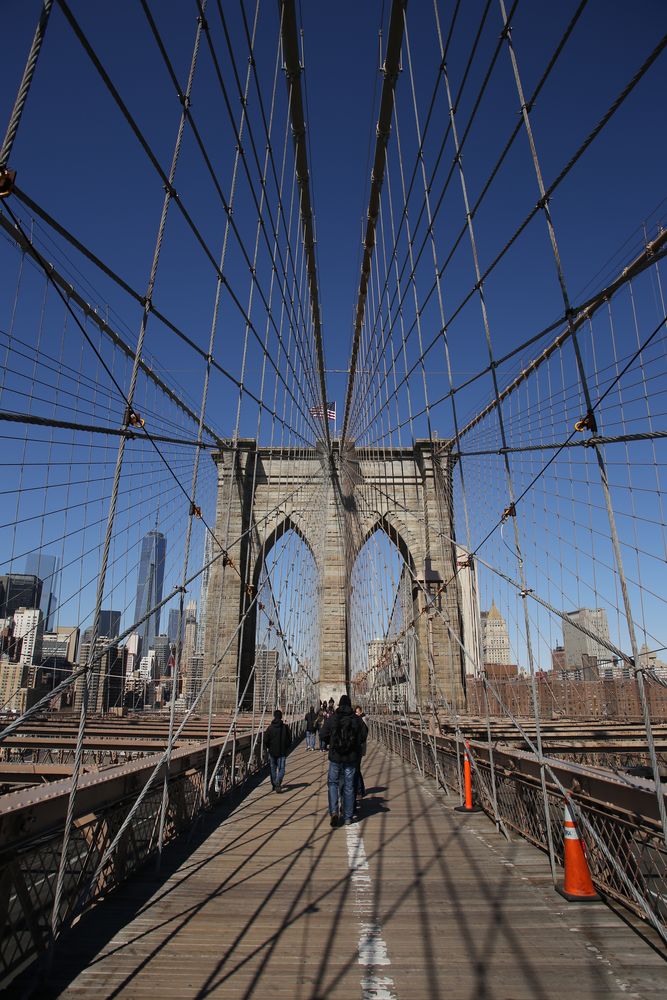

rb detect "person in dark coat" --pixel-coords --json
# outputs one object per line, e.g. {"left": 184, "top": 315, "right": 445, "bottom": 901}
{"left": 318, "top": 701, "right": 329, "bottom": 751}
{"left": 354, "top": 705, "right": 368, "bottom": 807}
{"left": 305, "top": 705, "right": 318, "bottom": 750}
{"left": 264, "top": 709, "right": 291, "bottom": 792}
{"left": 320, "top": 694, "right": 365, "bottom": 826}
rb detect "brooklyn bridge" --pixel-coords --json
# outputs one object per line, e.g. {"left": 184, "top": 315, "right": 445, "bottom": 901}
{"left": 0, "top": 1, "right": 666, "bottom": 996}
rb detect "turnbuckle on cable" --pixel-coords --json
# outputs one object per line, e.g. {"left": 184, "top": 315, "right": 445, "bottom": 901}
{"left": 574, "top": 410, "right": 597, "bottom": 434}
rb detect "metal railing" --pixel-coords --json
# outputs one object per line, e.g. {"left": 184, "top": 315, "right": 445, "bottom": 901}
{"left": 0, "top": 723, "right": 303, "bottom": 989}
{"left": 370, "top": 715, "right": 667, "bottom": 945}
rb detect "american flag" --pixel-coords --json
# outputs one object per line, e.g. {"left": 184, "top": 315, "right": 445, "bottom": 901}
{"left": 309, "top": 400, "right": 336, "bottom": 421}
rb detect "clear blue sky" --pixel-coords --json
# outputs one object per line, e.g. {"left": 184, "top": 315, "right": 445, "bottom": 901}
{"left": 1, "top": 1, "right": 665, "bottom": 668}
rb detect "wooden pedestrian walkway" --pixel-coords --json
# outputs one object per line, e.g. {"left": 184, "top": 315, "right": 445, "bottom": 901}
{"left": 25, "top": 743, "right": 666, "bottom": 999}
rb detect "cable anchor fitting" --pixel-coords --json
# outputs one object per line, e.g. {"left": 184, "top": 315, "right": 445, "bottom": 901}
{"left": 574, "top": 410, "right": 597, "bottom": 434}
{"left": 501, "top": 502, "right": 516, "bottom": 522}
{"left": 123, "top": 407, "right": 145, "bottom": 429}
{"left": 0, "top": 168, "right": 16, "bottom": 198}
{"left": 189, "top": 502, "right": 202, "bottom": 518}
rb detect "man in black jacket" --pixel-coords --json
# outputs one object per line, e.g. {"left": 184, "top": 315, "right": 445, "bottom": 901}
{"left": 320, "top": 694, "right": 366, "bottom": 826}
{"left": 304, "top": 705, "right": 318, "bottom": 750}
{"left": 264, "top": 709, "right": 291, "bottom": 792}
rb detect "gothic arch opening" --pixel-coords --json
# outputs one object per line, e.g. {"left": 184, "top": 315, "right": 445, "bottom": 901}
{"left": 349, "top": 516, "right": 420, "bottom": 710}
{"left": 238, "top": 522, "right": 319, "bottom": 712}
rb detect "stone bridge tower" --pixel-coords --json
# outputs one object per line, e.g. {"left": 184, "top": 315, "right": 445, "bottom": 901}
{"left": 203, "top": 439, "right": 466, "bottom": 713}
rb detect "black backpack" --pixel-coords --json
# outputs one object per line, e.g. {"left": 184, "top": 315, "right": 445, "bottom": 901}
{"left": 331, "top": 714, "right": 359, "bottom": 756}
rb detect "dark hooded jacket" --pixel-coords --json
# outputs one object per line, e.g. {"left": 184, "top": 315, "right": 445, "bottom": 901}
{"left": 305, "top": 708, "right": 319, "bottom": 733}
{"left": 320, "top": 704, "right": 366, "bottom": 764}
{"left": 265, "top": 717, "right": 291, "bottom": 757}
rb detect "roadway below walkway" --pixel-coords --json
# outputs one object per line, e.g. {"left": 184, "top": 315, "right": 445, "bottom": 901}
{"left": 20, "top": 741, "right": 666, "bottom": 999}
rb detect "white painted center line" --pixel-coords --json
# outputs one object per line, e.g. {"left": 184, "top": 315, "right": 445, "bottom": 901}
{"left": 346, "top": 824, "right": 398, "bottom": 1000}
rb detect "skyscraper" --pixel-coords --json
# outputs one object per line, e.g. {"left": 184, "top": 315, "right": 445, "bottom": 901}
{"left": 41, "top": 625, "right": 79, "bottom": 690}
{"left": 563, "top": 608, "right": 610, "bottom": 669}
{"left": 167, "top": 607, "right": 182, "bottom": 645}
{"left": 82, "top": 609, "right": 121, "bottom": 646}
{"left": 75, "top": 638, "right": 124, "bottom": 713}
{"left": 481, "top": 601, "right": 512, "bottom": 665}
{"left": 133, "top": 529, "right": 166, "bottom": 653}
{"left": 186, "top": 653, "right": 203, "bottom": 707}
{"left": 23, "top": 553, "right": 61, "bottom": 632}
{"left": 13, "top": 607, "right": 44, "bottom": 685}
{"left": 196, "top": 532, "right": 214, "bottom": 655}
{"left": 152, "top": 634, "right": 170, "bottom": 674}
{"left": 182, "top": 601, "right": 198, "bottom": 675}
{"left": 0, "top": 574, "right": 42, "bottom": 620}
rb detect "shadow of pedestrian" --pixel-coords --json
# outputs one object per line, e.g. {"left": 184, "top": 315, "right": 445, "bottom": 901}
{"left": 357, "top": 795, "right": 389, "bottom": 818}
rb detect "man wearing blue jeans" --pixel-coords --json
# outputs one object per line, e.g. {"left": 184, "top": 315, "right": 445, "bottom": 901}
{"left": 304, "top": 705, "right": 318, "bottom": 749}
{"left": 320, "top": 694, "right": 365, "bottom": 826}
{"left": 264, "top": 709, "right": 291, "bottom": 793}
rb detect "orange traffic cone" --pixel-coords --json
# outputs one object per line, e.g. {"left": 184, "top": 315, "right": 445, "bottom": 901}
{"left": 556, "top": 803, "right": 599, "bottom": 902}
{"left": 454, "top": 742, "right": 482, "bottom": 813}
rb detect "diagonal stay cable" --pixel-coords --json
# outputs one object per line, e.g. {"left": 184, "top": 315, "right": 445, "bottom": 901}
{"left": 347, "top": 0, "right": 521, "bottom": 440}
{"left": 2, "top": 203, "right": 227, "bottom": 553}
{"left": 341, "top": 0, "right": 405, "bottom": 446}
{"left": 0, "top": 203, "right": 314, "bottom": 446}
{"left": 207, "top": 0, "right": 325, "bottom": 421}
{"left": 143, "top": 0, "right": 324, "bottom": 424}
{"left": 54, "top": 0, "right": 323, "bottom": 442}
{"left": 350, "top": 16, "right": 665, "bottom": 444}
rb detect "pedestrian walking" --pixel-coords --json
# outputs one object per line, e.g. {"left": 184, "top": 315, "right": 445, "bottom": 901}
{"left": 320, "top": 694, "right": 364, "bottom": 827}
{"left": 354, "top": 705, "right": 368, "bottom": 810}
{"left": 318, "top": 700, "right": 328, "bottom": 751}
{"left": 304, "top": 705, "right": 318, "bottom": 750}
{"left": 265, "top": 709, "right": 291, "bottom": 792}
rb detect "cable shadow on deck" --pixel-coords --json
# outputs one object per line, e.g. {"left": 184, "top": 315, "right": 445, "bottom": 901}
{"left": 15, "top": 744, "right": 663, "bottom": 1000}
{"left": 8, "top": 751, "right": 316, "bottom": 999}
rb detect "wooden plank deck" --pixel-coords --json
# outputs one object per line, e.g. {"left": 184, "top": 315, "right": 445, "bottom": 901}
{"left": 23, "top": 743, "right": 667, "bottom": 999}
